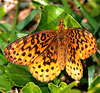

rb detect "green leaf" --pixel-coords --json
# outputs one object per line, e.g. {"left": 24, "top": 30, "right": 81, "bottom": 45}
{"left": 61, "top": 0, "right": 82, "bottom": 22}
{"left": 61, "top": 0, "right": 73, "bottom": 14}
{"left": 88, "top": 83, "right": 100, "bottom": 93}
{"left": 68, "top": 89, "right": 81, "bottom": 93}
{"left": 88, "top": 75, "right": 100, "bottom": 90}
{"left": 0, "top": 23, "right": 12, "bottom": 32}
{"left": 16, "top": 32, "right": 28, "bottom": 38}
{"left": 0, "top": 78, "right": 14, "bottom": 92}
{"left": 22, "top": 82, "right": 42, "bottom": 93}
{"left": 0, "top": 65, "right": 5, "bottom": 74}
{"left": 36, "top": 5, "right": 81, "bottom": 32}
{"left": 93, "top": 22, "right": 100, "bottom": 35}
{"left": 63, "top": 81, "right": 79, "bottom": 90}
{"left": 0, "top": 63, "right": 14, "bottom": 92}
{"left": 52, "top": 78, "right": 61, "bottom": 85}
{"left": 0, "top": 5, "right": 6, "bottom": 18}
{"left": 88, "top": 65, "right": 95, "bottom": 86}
{"left": 84, "top": 1, "right": 100, "bottom": 17}
{"left": 5, "top": 63, "right": 34, "bottom": 87}
{"left": 0, "top": 32, "right": 10, "bottom": 50}
{"left": 0, "top": 75, "right": 14, "bottom": 91}
{"left": 0, "top": 31, "right": 10, "bottom": 42}
{"left": 32, "top": 0, "right": 50, "bottom": 5}
{"left": 0, "top": 54, "right": 8, "bottom": 65}
{"left": 81, "top": 22, "right": 93, "bottom": 33}
{"left": 48, "top": 82, "right": 67, "bottom": 93}
{"left": 61, "top": 81, "right": 80, "bottom": 93}
{"left": 48, "top": 81, "right": 80, "bottom": 93}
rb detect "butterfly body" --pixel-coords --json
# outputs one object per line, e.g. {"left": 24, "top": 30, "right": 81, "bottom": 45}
{"left": 4, "top": 19, "right": 97, "bottom": 82}
{"left": 56, "top": 19, "right": 67, "bottom": 70}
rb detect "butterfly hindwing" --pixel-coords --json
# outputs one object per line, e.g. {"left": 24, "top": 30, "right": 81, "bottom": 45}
{"left": 29, "top": 38, "right": 61, "bottom": 82}
{"left": 66, "top": 45, "right": 83, "bottom": 80}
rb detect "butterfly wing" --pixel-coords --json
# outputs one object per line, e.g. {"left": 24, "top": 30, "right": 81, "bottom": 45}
{"left": 4, "top": 30, "right": 56, "bottom": 65}
{"left": 66, "top": 28, "right": 97, "bottom": 60}
{"left": 66, "top": 45, "right": 83, "bottom": 80}
{"left": 29, "top": 38, "right": 61, "bottom": 82}
{"left": 65, "top": 28, "right": 97, "bottom": 80}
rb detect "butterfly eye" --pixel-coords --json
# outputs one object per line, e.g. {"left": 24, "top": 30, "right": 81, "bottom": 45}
{"left": 63, "top": 24, "right": 65, "bottom": 27}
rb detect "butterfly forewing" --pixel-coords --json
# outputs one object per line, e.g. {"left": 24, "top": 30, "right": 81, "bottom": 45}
{"left": 66, "top": 28, "right": 97, "bottom": 60}
{"left": 4, "top": 30, "right": 56, "bottom": 65}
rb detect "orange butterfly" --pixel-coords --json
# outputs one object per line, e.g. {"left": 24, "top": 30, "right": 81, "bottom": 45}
{"left": 4, "top": 18, "right": 97, "bottom": 82}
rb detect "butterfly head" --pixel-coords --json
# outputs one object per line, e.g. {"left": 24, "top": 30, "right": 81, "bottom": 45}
{"left": 58, "top": 18, "right": 65, "bottom": 31}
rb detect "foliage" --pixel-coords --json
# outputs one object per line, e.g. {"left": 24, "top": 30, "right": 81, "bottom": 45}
{"left": 0, "top": 0, "right": 100, "bottom": 92}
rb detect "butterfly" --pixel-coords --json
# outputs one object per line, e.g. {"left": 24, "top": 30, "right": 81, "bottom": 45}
{"left": 4, "top": 18, "right": 97, "bottom": 82}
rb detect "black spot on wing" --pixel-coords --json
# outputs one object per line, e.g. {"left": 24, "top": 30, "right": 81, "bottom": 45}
{"left": 28, "top": 53, "right": 32, "bottom": 57}
{"left": 22, "top": 52, "right": 26, "bottom": 56}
